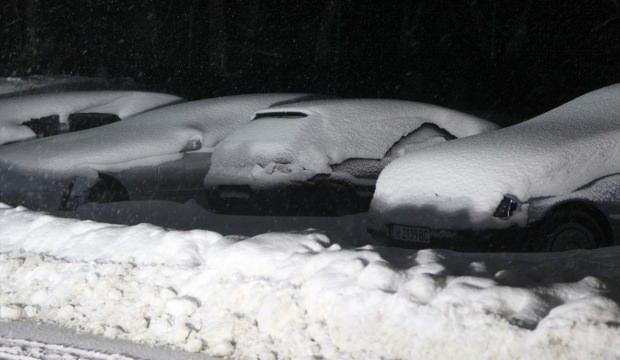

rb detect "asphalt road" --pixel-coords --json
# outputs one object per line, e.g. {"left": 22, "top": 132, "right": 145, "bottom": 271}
{"left": 0, "top": 320, "right": 214, "bottom": 360}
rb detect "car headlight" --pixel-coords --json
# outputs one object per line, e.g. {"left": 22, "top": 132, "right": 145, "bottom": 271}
{"left": 493, "top": 194, "right": 521, "bottom": 219}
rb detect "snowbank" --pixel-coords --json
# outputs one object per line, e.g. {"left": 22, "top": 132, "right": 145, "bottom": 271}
{"left": 0, "top": 91, "right": 181, "bottom": 145}
{"left": 370, "top": 84, "right": 620, "bottom": 230}
{"left": 205, "top": 99, "right": 497, "bottom": 188}
{"left": 1, "top": 205, "right": 619, "bottom": 359}
{"left": 0, "top": 93, "right": 309, "bottom": 174}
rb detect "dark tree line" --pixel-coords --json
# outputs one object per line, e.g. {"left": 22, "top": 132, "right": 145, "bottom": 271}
{"left": 1, "top": 0, "right": 619, "bottom": 124}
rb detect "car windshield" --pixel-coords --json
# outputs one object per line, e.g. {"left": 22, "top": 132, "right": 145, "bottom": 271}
{"left": 0, "top": 2, "right": 619, "bottom": 359}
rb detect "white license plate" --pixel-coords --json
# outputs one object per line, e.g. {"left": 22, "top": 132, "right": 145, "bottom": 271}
{"left": 390, "top": 224, "right": 431, "bottom": 244}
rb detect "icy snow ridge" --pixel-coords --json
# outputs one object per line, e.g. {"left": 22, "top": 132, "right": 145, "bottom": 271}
{"left": 371, "top": 83, "right": 620, "bottom": 230}
{"left": 0, "top": 205, "right": 619, "bottom": 359}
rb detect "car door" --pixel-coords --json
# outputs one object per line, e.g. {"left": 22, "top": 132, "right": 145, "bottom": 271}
{"left": 155, "top": 152, "right": 212, "bottom": 203}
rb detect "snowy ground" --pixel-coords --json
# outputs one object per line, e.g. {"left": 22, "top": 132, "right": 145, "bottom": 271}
{"left": 1, "top": 204, "right": 620, "bottom": 359}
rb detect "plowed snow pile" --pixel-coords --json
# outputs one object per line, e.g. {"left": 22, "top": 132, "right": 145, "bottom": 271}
{"left": 0, "top": 204, "right": 619, "bottom": 359}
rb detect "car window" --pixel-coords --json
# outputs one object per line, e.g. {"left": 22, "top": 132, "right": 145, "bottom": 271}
{"left": 252, "top": 111, "right": 308, "bottom": 120}
{"left": 68, "top": 113, "right": 121, "bottom": 132}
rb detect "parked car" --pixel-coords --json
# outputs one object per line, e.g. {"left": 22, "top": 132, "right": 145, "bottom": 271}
{"left": 368, "top": 84, "right": 620, "bottom": 252}
{"left": 0, "top": 93, "right": 312, "bottom": 212}
{"left": 0, "top": 91, "right": 182, "bottom": 145}
{"left": 204, "top": 99, "right": 498, "bottom": 216}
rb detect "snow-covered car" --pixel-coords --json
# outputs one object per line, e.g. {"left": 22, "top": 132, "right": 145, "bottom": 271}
{"left": 368, "top": 84, "right": 620, "bottom": 252}
{"left": 0, "top": 91, "right": 182, "bottom": 145}
{"left": 204, "top": 99, "right": 498, "bottom": 216}
{"left": 0, "top": 93, "right": 312, "bottom": 212}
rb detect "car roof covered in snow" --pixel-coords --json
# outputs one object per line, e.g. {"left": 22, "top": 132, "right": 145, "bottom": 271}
{"left": 0, "top": 91, "right": 182, "bottom": 145}
{"left": 205, "top": 99, "right": 498, "bottom": 187}
{"left": 251, "top": 99, "right": 497, "bottom": 138}
{"left": 369, "top": 83, "right": 620, "bottom": 231}
{"left": 0, "top": 93, "right": 312, "bottom": 175}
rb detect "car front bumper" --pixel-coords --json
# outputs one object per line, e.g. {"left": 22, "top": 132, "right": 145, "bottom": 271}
{"left": 368, "top": 224, "right": 530, "bottom": 252}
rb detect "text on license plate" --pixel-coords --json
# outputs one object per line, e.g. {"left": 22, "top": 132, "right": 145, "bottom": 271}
{"left": 390, "top": 224, "right": 431, "bottom": 243}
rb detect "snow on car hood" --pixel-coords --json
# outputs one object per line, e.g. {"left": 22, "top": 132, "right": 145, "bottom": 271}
{"left": 205, "top": 99, "right": 497, "bottom": 188}
{"left": 0, "top": 91, "right": 181, "bottom": 145}
{"left": 370, "top": 83, "right": 620, "bottom": 231}
{"left": 0, "top": 93, "right": 310, "bottom": 176}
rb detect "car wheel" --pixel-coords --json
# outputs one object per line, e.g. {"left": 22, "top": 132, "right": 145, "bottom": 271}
{"left": 533, "top": 208, "right": 603, "bottom": 252}
{"left": 85, "top": 174, "right": 130, "bottom": 204}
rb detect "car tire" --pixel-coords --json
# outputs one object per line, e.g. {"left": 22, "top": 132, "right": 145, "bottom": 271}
{"left": 85, "top": 174, "right": 130, "bottom": 204}
{"left": 532, "top": 208, "right": 604, "bottom": 252}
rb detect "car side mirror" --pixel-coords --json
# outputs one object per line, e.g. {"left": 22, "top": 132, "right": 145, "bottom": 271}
{"left": 181, "top": 139, "right": 202, "bottom": 152}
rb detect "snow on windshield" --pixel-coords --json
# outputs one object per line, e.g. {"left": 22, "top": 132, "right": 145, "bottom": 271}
{"left": 0, "top": 91, "right": 181, "bottom": 145}
{"left": 370, "top": 83, "right": 620, "bottom": 231}
{"left": 0, "top": 94, "right": 309, "bottom": 175}
{"left": 0, "top": 205, "right": 618, "bottom": 358}
{"left": 205, "top": 99, "right": 498, "bottom": 188}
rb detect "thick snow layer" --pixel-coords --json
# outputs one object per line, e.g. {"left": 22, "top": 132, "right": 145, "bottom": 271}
{"left": 205, "top": 99, "right": 497, "bottom": 187}
{"left": 370, "top": 84, "right": 620, "bottom": 230}
{"left": 1, "top": 205, "right": 619, "bottom": 359}
{"left": 0, "top": 91, "right": 181, "bottom": 145}
{"left": 0, "top": 94, "right": 309, "bottom": 175}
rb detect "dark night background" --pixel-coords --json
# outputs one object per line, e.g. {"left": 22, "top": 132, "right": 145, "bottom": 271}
{"left": 1, "top": 0, "right": 619, "bottom": 125}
